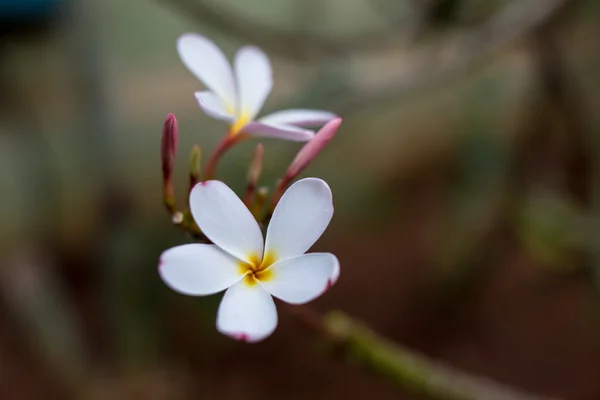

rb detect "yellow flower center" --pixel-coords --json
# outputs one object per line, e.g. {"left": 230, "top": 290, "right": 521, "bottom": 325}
{"left": 239, "top": 250, "right": 277, "bottom": 286}
{"left": 229, "top": 111, "right": 251, "bottom": 136}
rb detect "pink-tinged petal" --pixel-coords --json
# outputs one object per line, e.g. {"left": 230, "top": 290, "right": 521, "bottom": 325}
{"left": 217, "top": 279, "right": 277, "bottom": 342}
{"left": 265, "top": 178, "right": 333, "bottom": 260}
{"left": 329, "top": 257, "right": 340, "bottom": 285}
{"left": 189, "top": 180, "right": 263, "bottom": 263}
{"left": 159, "top": 244, "right": 244, "bottom": 296}
{"left": 177, "top": 33, "right": 236, "bottom": 110}
{"left": 260, "top": 253, "right": 339, "bottom": 304}
{"left": 241, "top": 121, "right": 314, "bottom": 142}
{"left": 234, "top": 46, "right": 272, "bottom": 122}
{"left": 284, "top": 118, "right": 342, "bottom": 181}
{"left": 195, "top": 91, "right": 235, "bottom": 122}
{"left": 259, "top": 109, "right": 337, "bottom": 127}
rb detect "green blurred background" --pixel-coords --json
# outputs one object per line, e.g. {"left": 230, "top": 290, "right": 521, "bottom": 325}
{"left": 1, "top": 0, "right": 600, "bottom": 398}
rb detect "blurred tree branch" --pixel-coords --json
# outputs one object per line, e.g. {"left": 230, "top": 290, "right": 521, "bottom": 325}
{"left": 155, "top": 0, "right": 410, "bottom": 60}
{"left": 333, "top": 0, "right": 573, "bottom": 114}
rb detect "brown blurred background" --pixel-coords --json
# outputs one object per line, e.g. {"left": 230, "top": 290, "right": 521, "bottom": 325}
{"left": 1, "top": 0, "right": 599, "bottom": 398}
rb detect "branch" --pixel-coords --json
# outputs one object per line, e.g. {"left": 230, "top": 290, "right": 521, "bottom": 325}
{"left": 329, "top": 0, "right": 572, "bottom": 114}
{"left": 154, "top": 0, "right": 407, "bottom": 60}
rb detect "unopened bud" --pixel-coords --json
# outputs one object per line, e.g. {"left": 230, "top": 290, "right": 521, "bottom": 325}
{"left": 162, "top": 113, "right": 178, "bottom": 213}
{"left": 189, "top": 145, "right": 201, "bottom": 192}
{"left": 161, "top": 113, "right": 178, "bottom": 182}
{"left": 251, "top": 186, "right": 269, "bottom": 220}
{"left": 284, "top": 117, "right": 341, "bottom": 181}
{"left": 247, "top": 143, "right": 264, "bottom": 187}
{"left": 243, "top": 144, "right": 264, "bottom": 207}
{"left": 272, "top": 118, "right": 341, "bottom": 206}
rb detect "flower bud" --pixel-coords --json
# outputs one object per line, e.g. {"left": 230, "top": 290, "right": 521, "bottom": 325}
{"left": 243, "top": 143, "right": 264, "bottom": 207}
{"left": 284, "top": 117, "right": 341, "bottom": 182}
{"left": 247, "top": 143, "right": 264, "bottom": 188}
{"left": 162, "top": 113, "right": 178, "bottom": 213}
{"left": 161, "top": 113, "right": 179, "bottom": 182}
{"left": 189, "top": 145, "right": 201, "bottom": 192}
{"left": 272, "top": 118, "right": 341, "bottom": 206}
{"left": 251, "top": 186, "right": 269, "bottom": 220}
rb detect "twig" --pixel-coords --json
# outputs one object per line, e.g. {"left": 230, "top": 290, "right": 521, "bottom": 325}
{"left": 330, "top": 0, "right": 573, "bottom": 114}
{"left": 154, "top": 0, "right": 406, "bottom": 60}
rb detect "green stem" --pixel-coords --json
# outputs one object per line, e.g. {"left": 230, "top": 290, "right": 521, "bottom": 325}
{"left": 290, "top": 307, "right": 554, "bottom": 400}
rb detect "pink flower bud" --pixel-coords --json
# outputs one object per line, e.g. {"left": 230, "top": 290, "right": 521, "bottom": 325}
{"left": 161, "top": 113, "right": 179, "bottom": 182}
{"left": 189, "top": 145, "right": 201, "bottom": 193}
{"left": 271, "top": 118, "right": 342, "bottom": 208}
{"left": 247, "top": 143, "right": 264, "bottom": 187}
{"left": 284, "top": 117, "right": 341, "bottom": 181}
{"left": 243, "top": 143, "right": 264, "bottom": 208}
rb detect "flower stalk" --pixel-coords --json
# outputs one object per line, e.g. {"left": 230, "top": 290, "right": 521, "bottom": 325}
{"left": 204, "top": 134, "right": 243, "bottom": 180}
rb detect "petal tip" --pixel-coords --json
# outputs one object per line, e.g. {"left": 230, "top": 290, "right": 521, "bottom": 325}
{"left": 231, "top": 332, "right": 250, "bottom": 342}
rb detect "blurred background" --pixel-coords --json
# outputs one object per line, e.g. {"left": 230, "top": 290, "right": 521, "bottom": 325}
{"left": 1, "top": 0, "right": 599, "bottom": 398}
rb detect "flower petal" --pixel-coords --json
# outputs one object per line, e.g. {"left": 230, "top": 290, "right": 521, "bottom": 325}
{"left": 159, "top": 244, "right": 243, "bottom": 296}
{"left": 195, "top": 91, "right": 235, "bottom": 122}
{"left": 217, "top": 279, "right": 277, "bottom": 342}
{"left": 241, "top": 121, "right": 314, "bottom": 142}
{"left": 330, "top": 256, "right": 340, "bottom": 285}
{"left": 189, "top": 180, "right": 264, "bottom": 263}
{"left": 260, "top": 109, "right": 337, "bottom": 127}
{"left": 265, "top": 178, "right": 333, "bottom": 260}
{"left": 234, "top": 46, "right": 272, "bottom": 122}
{"left": 260, "top": 253, "right": 339, "bottom": 304}
{"left": 177, "top": 33, "right": 236, "bottom": 111}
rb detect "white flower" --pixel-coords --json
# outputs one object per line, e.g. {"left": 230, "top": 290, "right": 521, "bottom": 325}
{"left": 159, "top": 178, "right": 340, "bottom": 342}
{"left": 177, "top": 33, "right": 337, "bottom": 142}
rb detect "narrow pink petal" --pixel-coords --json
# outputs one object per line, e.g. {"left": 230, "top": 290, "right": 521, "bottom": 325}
{"left": 284, "top": 117, "right": 342, "bottom": 180}
{"left": 259, "top": 109, "right": 337, "bottom": 127}
{"left": 241, "top": 121, "right": 314, "bottom": 142}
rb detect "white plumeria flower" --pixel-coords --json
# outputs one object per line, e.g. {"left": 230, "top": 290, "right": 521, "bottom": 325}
{"left": 177, "top": 33, "right": 337, "bottom": 142}
{"left": 159, "top": 178, "right": 340, "bottom": 342}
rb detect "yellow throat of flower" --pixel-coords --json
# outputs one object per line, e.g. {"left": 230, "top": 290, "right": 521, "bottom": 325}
{"left": 229, "top": 111, "right": 251, "bottom": 136}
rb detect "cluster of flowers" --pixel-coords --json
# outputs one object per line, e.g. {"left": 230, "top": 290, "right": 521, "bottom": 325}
{"left": 159, "top": 34, "right": 342, "bottom": 342}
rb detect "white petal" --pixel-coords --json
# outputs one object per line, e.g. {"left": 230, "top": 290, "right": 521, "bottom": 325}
{"left": 177, "top": 33, "right": 236, "bottom": 111}
{"left": 259, "top": 109, "right": 337, "bottom": 127}
{"left": 241, "top": 121, "right": 314, "bottom": 142}
{"left": 330, "top": 257, "right": 340, "bottom": 285}
{"left": 217, "top": 279, "right": 277, "bottom": 342}
{"left": 195, "top": 91, "right": 235, "bottom": 122}
{"left": 159, "top": 244, "right": 243, "bottom": 296}
{"left": 234, "top": 46, "right": 272, "bottom": 122}
{"left": 265, "top": 178, "right": 333, "bottom": 260}
{"left": 189, "top": 181, "right": 264, "bottom": 264}
{"left": 260, "top": 253, "right": 339, "bottom": 304}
